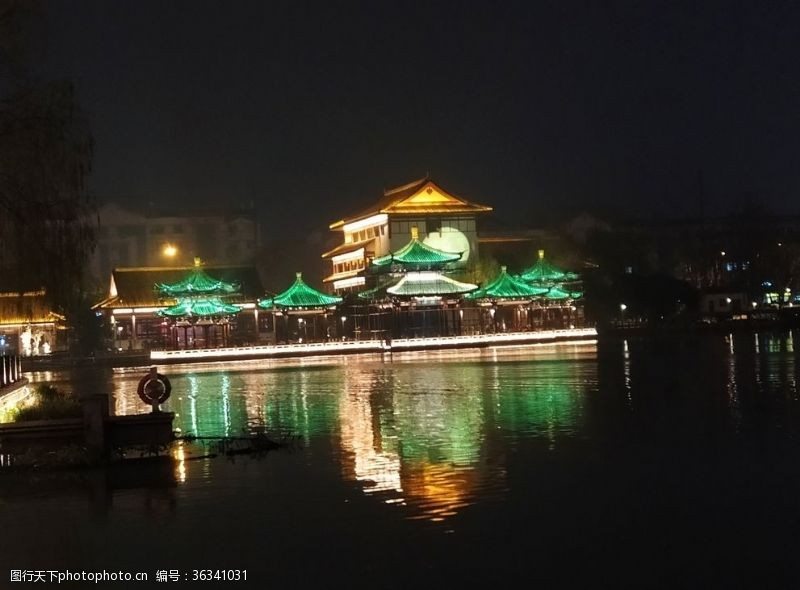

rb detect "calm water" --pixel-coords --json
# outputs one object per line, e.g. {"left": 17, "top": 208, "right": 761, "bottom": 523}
{"left": 2, "top": 333, "right": 800, "bottom": 588}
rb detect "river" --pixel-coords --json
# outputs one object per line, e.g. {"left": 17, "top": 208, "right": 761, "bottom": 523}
{"left": 1, "top": 333, "right": 799, "bottom": 587}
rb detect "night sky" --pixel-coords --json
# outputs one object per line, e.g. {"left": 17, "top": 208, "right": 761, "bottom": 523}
{"left": 45, "top": 0, "right": 800, "bottom": 236}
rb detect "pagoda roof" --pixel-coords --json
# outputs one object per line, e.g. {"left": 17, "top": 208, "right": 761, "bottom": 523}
{"left": 372, "top": 230, "right": 462, "bottom": 268}
{"left": 520, "top": 250, "right": 580, "bottom": 284}
{"left": 543, "top": 286, "right": 583, "bottom": 300}
{"left": 155, "top": 258, "right": 240, "bottom": 297}
{"left": 385, "top": 271, "right": 478, "bottom": 297}
{"left": 157, "top": 297, "right": 242, "bottom": 318}
{"left": 93, "top": 265, "right": 263, "bottom": 309}
{"left": 466, "top": 266, "right": 550, "bottom": 301}
{"left": 330, "top": 178, "right": 492, "bottom": 229}
{"left": 259, "top": 272, "right": 343, "bottom": 310}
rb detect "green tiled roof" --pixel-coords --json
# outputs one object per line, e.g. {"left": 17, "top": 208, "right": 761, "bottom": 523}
{"left": 372, "top": 238, "right": 462, "bottom": 269}
{"left": 259, "top": 272, "right": 343, "bottom": 310}
{"left": 157, "top": 297, "right": 242, "bottom": 318}
{"left": 156, "top": 260, "right": 240, "bottom": 297}
{"left": 466, "top": 266, "right": 550, "bottom": 300}
{"left": 544, "top": 286, "right": 583, "bottom": 300}
{"left": 520, "top": 250, "right": 579, "bottom": 284}
{"left": 386, "top": 271, "right": 477, "bottom": 297}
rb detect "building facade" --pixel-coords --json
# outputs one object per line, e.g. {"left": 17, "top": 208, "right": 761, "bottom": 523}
{"left": 90, "top": 202, "right": 260, "bottom": 285}
{"left": 323, "top": 177, "right": 492, "bottom": 293}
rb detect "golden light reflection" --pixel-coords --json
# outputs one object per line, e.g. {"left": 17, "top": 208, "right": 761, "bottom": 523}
{"left": 173, "top": 441, "right": 187, "bottom": 483}
{"left": 402, "top": 462, "right": 477, "bottom": 522}
{"left": 337, "top": 363, "right": 503, "bottom": 523}
{"left": 338, "top": 373, "right": 404, "bottom": 495}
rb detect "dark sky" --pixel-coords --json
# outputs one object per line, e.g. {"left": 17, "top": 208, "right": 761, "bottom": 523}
{"left": 45, "top": 0, "right": 800, "bottom": 234}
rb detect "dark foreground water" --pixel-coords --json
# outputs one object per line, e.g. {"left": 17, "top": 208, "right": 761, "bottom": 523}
{"left": 2, "top": 333, "right": 800, "bottom": 588}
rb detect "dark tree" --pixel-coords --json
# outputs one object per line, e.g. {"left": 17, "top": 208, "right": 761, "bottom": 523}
{"left": 0, "top": 0, "right": 96, "bottom": 319}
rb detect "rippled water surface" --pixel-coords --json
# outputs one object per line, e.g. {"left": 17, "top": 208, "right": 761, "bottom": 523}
{"left": 3, "top": 334, "right": 800, "bottom": 587}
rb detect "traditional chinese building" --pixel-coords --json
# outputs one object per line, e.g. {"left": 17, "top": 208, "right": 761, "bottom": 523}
{"left": 467, "top": 260, "right": 583, "bottom": 331}
{"left": 352, "top": 227, "right": 479, "bottom": 339}
{"left": 258, "top": 272, "right": 342, "bottom": 343}
{"left": 323, "top": 176, "right": 492, "bottom": 293}
{"left": 93, "top": 262, "right": 266, "bottom": 350}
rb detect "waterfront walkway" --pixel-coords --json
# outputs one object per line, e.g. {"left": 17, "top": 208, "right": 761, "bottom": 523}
{"left": 150, "top": 328, "right": 598, "bottom": 363}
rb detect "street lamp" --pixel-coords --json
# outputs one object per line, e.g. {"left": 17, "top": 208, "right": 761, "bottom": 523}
{"left": 162, "top": 243, "right": 178, "bottom": 259}
{"left": 620, "top": 303, "right": 627, "bottom": 325}
{"left": 340, "top": 316, "right": 347, "bottom": 340}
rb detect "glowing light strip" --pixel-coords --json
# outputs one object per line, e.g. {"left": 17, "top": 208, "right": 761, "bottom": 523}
{"left": 150, "top": 328, "right": 598, "bottom": 361}
{"left": 331, "top": 248, "right": 365, "bottom": 264}
{"left": 151, "top": 340, "right": 383, "bottom": 360}
{"left": 390, "top": 328, "right": 597, "bottom": 348}
{"left": 333, "top": 276, "right": 366, "bottom": 290}
{"left": 342, "top": 214, "right": 388, "bottom": 234}
{"left": 112, "top": 308, "right": 133, "bottom": 315}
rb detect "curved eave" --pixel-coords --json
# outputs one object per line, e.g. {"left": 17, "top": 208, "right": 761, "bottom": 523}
{"left": 321, "top": 239, "right": 373, "bottom": 259}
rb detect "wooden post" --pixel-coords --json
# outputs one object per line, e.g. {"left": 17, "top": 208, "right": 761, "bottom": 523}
{"left": 83, "top": 394, "right": 110, "bottom": 463}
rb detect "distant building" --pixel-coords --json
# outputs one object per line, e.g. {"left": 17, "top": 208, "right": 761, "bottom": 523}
{"left": 322, "top": 177, "right": 492, "bottom": 293}
{"left": 90, "top": 202, "right": 260, "bottom": 285}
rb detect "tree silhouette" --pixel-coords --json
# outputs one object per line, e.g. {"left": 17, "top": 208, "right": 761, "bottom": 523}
{"left": 0, "top": 0, "right": 96, "bottom": 320}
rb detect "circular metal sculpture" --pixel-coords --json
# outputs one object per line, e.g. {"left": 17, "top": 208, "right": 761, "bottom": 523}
{"left": 137, "top": 368, "right": 172, "bottom": 406}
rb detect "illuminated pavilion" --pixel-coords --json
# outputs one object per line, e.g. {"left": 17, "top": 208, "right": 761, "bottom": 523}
{"left": 155, "top": 258, "right": 243, "bottom": 349}
{"left": 467, "top": 262, "right": 584, "bottom": 331}
{"left": 258, "top": 272, "right": 343, "bottom": 343}
{"left": 353, "top": 227, "right": 479, "bottom": 339}
{"left": 94, "top": 261, "right": 265, "bottom": 350}
{"left": 520, "top": 249, "right": 581, "bottom": 285}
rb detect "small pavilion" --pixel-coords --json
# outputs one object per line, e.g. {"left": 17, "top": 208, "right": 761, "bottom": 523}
{"left": 155, "top": 258, "right": 242, "bottom": 349}
{"left": 259, "top": 273, "right": 343, "bottom": 343}
{"left": 520, "top": 249, "right": 580, "bottom": 285}
{"left": 519, "top": 250, "right": 584, "bottom": 329}
{"left": 466, "top": 266, "right": 549, "bottom": 332}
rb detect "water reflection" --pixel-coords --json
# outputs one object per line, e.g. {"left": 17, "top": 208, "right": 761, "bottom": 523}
{"left": 27, "top": 347, "right": 592, "bottom": 521}
{"left": 20, "top": 334, "right": 800, "bottom": 522}
{"left": 8, "top": 336, "right": 800, "bottom": 584}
